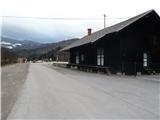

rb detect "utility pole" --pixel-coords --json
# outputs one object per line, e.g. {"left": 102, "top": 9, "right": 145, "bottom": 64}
{"left": 104, "top": 14, "right": 106, "bottom": 28}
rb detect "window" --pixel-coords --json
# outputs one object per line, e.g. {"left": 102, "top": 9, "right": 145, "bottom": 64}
{"left": 143, "top": 53, "right": 147, "bottom": 67}
{"left": 81, "top": 54, "right": 84, "bottom": 62}
{"left": 76, "top": 52, "right": 79, "bottom": 64}
{"left": 97, "top": 48, "right": 104, "bottom": 66}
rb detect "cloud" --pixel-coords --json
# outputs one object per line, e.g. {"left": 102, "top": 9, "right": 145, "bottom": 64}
{"left": 1, "top": 0, "right": 159, "bottom": 43}
{"left": 1, "top": 17, "right": 107, "bottom": 43}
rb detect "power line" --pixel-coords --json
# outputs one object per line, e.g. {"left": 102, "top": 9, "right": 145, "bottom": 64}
{"left": 104, "top": 14, "right": 106, "bottom": 28}
{"left": 0, "top": 16, "right": 129, "bottom": 20}
{"left": 1, "top": 16, "right": 102, "bottom": 20}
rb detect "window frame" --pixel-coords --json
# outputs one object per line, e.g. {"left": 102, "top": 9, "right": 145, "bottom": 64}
{"left": 76, "top": 52, "right": 79, "bottom": 64}
{"left": 143, "top": 52, "right": 148, "bottom": 67}
{"left": 81, "top": 54, "right": 84, "bottom": 62}
{"left": 97, "top": 48, "right": 104, "bottom": 66}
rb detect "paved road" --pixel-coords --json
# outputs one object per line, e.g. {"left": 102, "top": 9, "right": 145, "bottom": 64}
{"left": 7, "top": 63, "right": 160, "bottom": 119}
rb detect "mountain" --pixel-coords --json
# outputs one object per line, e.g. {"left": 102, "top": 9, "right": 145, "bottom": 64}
{"left": 20, "top": 38, "right": 79, "bottom": 60}
{"left": 1, "top": 37, "right": 42, "bottom": 50}
{"left": 31, "top": 39, "right": 79, "bottom": 61}
{"left": 1, "top": 36, "right": 79, "bottom": 61}
{"left": 34, "top": 38, "right": 79, "bottom": 54}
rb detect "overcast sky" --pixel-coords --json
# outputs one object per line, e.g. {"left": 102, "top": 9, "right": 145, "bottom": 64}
{"left": 0, "top": 0, "right": 160, "bottom": 43}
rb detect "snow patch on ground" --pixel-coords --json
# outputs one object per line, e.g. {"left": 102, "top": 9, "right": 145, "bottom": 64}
{"left": 1, "top": 41, "right": 22, "bottom": 49}
{"left": 0, "top": 41, "right": 12, "bottom": 45}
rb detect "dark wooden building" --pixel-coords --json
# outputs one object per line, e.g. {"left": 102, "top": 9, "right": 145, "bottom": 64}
{"left": 62, "top": 10, "right": 160, "bottom": 74}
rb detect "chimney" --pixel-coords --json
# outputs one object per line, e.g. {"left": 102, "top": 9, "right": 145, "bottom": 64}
{"left": 87, "top": 28, "right": 92, "bottom": 36}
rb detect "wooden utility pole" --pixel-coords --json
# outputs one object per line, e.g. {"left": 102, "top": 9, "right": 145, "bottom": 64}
{"left": 104, "top": 14, "right": 106, "bottom": 28}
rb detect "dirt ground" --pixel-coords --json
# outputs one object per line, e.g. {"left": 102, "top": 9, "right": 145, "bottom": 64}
{"left": 1, "top": 63, "right": 29, "bottom": 120}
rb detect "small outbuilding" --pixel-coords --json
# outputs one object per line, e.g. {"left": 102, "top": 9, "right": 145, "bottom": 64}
{"left": 62, "top": 10, "right": 160, "bottom": 75}
{"left": 17, "top": 58, "right": 27, "bottom": 63}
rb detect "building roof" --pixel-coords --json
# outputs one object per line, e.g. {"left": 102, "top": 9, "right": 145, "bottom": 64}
{"left": 62, "top": 9, "right": 157, "bottom": 51}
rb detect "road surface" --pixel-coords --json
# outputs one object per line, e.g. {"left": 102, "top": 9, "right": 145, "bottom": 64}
{"left": 7, "top": 63, "right": 160, "bottom": 119}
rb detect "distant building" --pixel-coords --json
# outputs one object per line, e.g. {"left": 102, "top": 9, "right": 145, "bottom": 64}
{"left": 17, "top": 58, "right": 27, "bottom": 63}
{"left": 62, "top": 10, "right": 160, "bottom": 75}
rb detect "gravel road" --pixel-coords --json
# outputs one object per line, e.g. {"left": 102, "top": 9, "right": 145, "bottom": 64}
{"left": 1, "top": 63, "right": 29, "bottom": 120}
{"left": 7, "top": 63, "right": 160, "bottom": 119}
